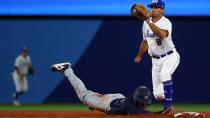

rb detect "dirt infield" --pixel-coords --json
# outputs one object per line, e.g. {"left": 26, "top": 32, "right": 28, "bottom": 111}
{"left": 0, "top": 111, "right": 209, "bottom": 118}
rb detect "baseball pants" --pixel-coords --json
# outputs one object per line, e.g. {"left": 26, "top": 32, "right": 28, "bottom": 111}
{"left": 64, "top": 68, "right": 125, "bottom": 112}
{"left": 151, "top": 50, "right": 180, "bottom": 99}
{"left": 12, "top": 71, "right": 28, "bottom": 92}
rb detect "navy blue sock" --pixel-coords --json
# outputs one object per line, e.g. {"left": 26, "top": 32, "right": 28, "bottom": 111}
{"left": 163, "top": 80, "right": 173, "bottom": 109}
{"left": 14, "top": 91, "right": 23, "bottom": 100}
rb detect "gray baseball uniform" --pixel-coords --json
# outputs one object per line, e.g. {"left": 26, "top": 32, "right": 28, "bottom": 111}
{"left": 12, "top": 55, "right": 31, "bottom": 92}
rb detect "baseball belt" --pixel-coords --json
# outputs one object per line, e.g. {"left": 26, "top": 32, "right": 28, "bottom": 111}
{"left": 152, "top": 50, "right": 173, "bottom": 59}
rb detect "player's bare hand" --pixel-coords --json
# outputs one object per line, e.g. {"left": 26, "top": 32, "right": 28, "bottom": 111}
{"left": 18, "top": 74, "right": 24, "bottom": 80}
{"left": 134, "top": 56, "right": 142, "bottom": 64}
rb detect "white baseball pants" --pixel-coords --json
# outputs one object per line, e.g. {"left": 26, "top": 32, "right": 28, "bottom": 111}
{"left": 151, "top": 51, "right": 180, "bottom": 99}
{"left": 12, "top": 71, "right": 28, "bottom": 92}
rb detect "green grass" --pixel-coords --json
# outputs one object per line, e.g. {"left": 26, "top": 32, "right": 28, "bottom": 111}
{"left": 0, "top": 104, "right": 88, "bottom": 111}
{"left": 0, "top": 104, "right": 210, "bottom": 112}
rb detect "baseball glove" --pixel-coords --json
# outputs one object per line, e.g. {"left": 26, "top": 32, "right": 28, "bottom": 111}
{"left": 131, "top": 4, "right": 150, "bottom": 21}
{"left": 28, "top": 67, "right": 34, "bottom": 75}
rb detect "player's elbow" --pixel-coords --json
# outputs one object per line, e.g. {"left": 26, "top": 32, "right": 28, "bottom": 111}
{"left": 158, "top": 30, "right": 168, "bottom": 40}
{"left": 157, "top": 35, "right": 165, "bottom": 40}
{"left": 158, "top": 33, "right": 167, "bottom": 40}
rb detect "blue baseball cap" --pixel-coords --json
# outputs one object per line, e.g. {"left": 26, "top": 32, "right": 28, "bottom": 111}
{"left": 147, "top": 0, "right": 165, "bottom": 9}
{"left": 21, "top": 46, "right": 28, "bottom": 52}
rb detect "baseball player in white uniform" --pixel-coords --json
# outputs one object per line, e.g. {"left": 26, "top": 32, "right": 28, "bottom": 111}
{"left": 12, "top": 47, "right": 32, "bottom": 106}
{"left": 134, "top": 0, "right": 180, "bottom": 115}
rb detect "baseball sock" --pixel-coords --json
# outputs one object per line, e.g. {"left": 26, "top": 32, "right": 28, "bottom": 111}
{"left": 14, "top": 91, "right": 23, "bottom": 100}
{"left": 163, "top": 80, "right": 173, "bottom": 109}
{"left": 64, "top": 68, "right": 88, "bottom": 102}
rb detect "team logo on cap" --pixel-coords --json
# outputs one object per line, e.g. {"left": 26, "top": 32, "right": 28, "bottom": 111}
{"left": 152, "top": 0, "right": 158, "bottom": 3}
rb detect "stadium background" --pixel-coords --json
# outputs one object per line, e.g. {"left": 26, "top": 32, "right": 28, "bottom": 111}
{"left": 0, "top": 0, "right": 210, "bottom": 105}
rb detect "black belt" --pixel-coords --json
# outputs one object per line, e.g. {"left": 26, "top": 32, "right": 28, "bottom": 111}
{"left": 152, "top": 50, "right": 173, "bottom": 59}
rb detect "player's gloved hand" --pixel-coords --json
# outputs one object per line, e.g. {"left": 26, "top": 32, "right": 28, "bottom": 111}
{"left": 131, "top": 4, "right": 151, "bottom": 21}
{"left": 28, "top": 67, "right": 34, "bottom": 75}
{"left": 19, "top": 75, "right": 24, "bottom": 80}
{"left": 134, "top": 56, "right": 142, "bottom": 64}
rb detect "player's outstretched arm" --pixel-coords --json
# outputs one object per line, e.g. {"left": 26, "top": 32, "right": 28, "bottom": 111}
{"left": 134, "top": 39, "right": 148, "bottom": 64}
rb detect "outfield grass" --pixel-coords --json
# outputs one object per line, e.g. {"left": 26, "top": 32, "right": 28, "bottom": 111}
{"left": 0, "top": 104, "right": 210, "bottom": 112}
{"left": 0, "top": 104, "right": 88, "bottom": 111}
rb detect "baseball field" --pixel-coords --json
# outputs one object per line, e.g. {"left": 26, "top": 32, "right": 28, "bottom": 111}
{"left": 0, "top": 104, "right": 209, "bottom": 118}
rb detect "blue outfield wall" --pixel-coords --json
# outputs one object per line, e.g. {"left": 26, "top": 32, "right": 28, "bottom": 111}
{"left": 0, "top": 17, "right": 210, "bottom": 104}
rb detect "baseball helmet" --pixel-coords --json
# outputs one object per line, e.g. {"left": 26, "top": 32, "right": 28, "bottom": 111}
{"left": 133, "top": 86, "right": 152, "bottom": 106}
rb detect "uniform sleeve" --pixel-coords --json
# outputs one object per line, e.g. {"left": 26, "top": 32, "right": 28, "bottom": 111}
{"left": 142, "top": 22, "right": 147, "bottom": 41}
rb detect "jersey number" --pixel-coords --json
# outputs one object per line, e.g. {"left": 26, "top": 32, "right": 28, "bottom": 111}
{"left": 156, "top": 39, "right": 162, "bottom": 46}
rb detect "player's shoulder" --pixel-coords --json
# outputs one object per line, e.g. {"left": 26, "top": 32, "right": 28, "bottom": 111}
{"left": 16, "top": 55, "right": 22, "bottom": 60}
{"left": 162, "top": 16, "right": 172, "bottom": 24}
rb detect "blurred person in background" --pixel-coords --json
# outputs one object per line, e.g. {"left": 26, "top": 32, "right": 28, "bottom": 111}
{"left": 12, "top": 47, "right": 33, "bottom": 106}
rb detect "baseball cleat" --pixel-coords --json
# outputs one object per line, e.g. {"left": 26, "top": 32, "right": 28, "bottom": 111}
{"left": 51, "top": 62, "right": 71, "bottom": 73}
{"left": 162, "top": 107, "right": 173, "bottom": 115}
{"left": 13, "top": 99, "right": 21, "bottom": 106}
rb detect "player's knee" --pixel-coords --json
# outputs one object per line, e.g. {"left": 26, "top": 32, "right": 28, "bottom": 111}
{"left": 160, "top": 74, "right": 171, "bottom": 82}
{"left": 156, "top": 96, "right": 164, "bottom": 101}
{"left": 154, "top": 93, "right": 165, "bottom": 101}
{"left": 16, "top": 90, "right": 22, "bottom": 93}
{"left": 15, "top": 87, "right": 22, "bottom": 93}
{"left": 22, "top": 87, "right": 28, "bottom": 92}
{"left": 77, "top": 90, "right": 90, "bottom": 102}
{"left": 78, "top": 95, "right": 84, "bottom": 102}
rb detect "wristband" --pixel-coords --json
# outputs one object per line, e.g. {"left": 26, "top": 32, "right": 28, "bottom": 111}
{"left": 146, "top": 18, "right": 153, "bottom": 24}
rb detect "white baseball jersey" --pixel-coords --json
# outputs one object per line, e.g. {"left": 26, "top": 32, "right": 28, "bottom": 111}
{"left": 142, "top": 16, "right": 175, "bottom": 56}
{"left": 142, "top": 16, "right": 180, "bottom": 99}
{"left": 14, "top": 55, "right": 31, "bottom": 76}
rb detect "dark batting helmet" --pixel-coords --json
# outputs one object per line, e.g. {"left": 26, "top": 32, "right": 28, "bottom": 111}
{"left": 133, "top": 86, "right": 152, "bottom": 106}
